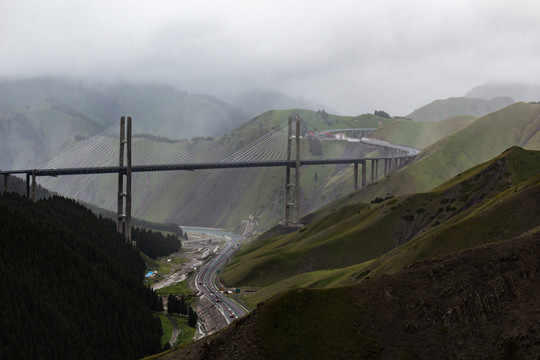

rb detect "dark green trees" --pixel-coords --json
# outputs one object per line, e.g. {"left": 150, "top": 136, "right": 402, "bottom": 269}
{"left": 167, "top": 294, "right": 198, "bottom": 328}
{"left": 0, "top": 193, "right": 164, "bottom": 359}
{"left": 188, "top": 307, "right": 198, "bottom": 328}
{"left": 132, "top": 227, "right": 182, "bottom": 259}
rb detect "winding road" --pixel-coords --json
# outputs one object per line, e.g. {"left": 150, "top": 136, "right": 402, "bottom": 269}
{"left": 184, "top": 227, "right": 249, "bottom": 324}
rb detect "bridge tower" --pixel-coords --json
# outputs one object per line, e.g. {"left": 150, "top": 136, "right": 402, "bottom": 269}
{"left": 117, "top": 116, "right": 133, "bottom": 244}
{"left": 284, "top": 115, "right": 301, "bottom": 226}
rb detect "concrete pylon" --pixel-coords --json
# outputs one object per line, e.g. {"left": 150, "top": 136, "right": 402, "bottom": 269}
{"left": 361, "top": 161, "right": 366, "bottom": 187}
{"left": 25, "top": 172, "right": 37, "bottom": 200}
{"left": 117, "top": 116, "right": 133, "bottom": 244}
{"left": 3, "top": 174, "right": 9, "bottom": 194}
{"left": 354, "top": 163, "right": 358, "bottom": 190}
{"left": 284, "top": 116, "right": 292, "bottom": 225}
{"left": 284, "top": 115, "right": 301, "bottom": 227}
{"left": 293, "top": 116, "right": 301, "bottom": 225}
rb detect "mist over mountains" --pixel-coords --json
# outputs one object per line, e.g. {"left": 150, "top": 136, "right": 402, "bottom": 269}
{"left": 406, "top": 96, "right": 514, "bottom": 122}
{"left": 226, "top": 89, "right": 329, "bottom": 117}
{"left": 465, "top": 82, "right": 540, "bottom": 102}
{"left": 0, "top": 78, "right": 325, "bottom": 170}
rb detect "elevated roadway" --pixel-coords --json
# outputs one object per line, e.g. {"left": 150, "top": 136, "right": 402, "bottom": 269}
{"left": 0, "top": 156, "right": 417, "bottom": 177}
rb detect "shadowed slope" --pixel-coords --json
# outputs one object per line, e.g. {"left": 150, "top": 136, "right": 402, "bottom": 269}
{"left": 152, "top": 230, "right": 540, "bottom": 360}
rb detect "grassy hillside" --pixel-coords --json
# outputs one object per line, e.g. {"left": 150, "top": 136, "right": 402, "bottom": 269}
{"left": 222, "top": 147, "right": 540, "bottom": 306}
{"left": 356, "top": 148, "right": 540, "bottom": 278}
{"left": 406, "top": 96, "right": 514, "bottom": 122}
{"left": 371, "top": 115, "right": 476, "bottom": 149}
{"left": 154, "top": 230, "right": 540, "bottom": 359}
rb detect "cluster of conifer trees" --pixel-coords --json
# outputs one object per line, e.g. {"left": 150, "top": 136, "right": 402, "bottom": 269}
{"left": 167, "top": 295, "right": 198, "bottom": 327}
{"left": 132, "top": 227, "right": 181, "bottom": 259}
{"left": 1, "top": 175, "right": 185, "bottom": 260}
{"left": 0, "top": 193, "right": 166, "bottom": 359}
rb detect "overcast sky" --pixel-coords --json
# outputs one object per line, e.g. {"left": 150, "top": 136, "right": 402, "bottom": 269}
{"left": 1, "top": 0, "right": 540, "bottom": 115}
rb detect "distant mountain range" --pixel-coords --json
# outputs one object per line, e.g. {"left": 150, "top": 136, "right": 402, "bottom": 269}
{"left": 227, "top": 89, "right": 328, "bottom": 117}
{"left": 406, "top": 96, "right": 514, "bottom": 122}
{"left": 404, "top": 82, "right": 540, "bottom": 122}
{"left": 0, "top": 78, "right": 330, "bottom": 170}
{"left": 0, "top": 78, "right": 251, "bottom": 169}
{"left": 465, "top": 82, "right": 540, "bottom": 102}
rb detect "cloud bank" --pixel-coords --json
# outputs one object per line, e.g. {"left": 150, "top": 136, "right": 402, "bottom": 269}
{"left": 2, "top": 0, "right": 540, "bottom": 115}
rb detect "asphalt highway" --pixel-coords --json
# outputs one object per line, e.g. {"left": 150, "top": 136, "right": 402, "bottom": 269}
{"left": 184, "top": 227, "right": 249, "bottom": 324}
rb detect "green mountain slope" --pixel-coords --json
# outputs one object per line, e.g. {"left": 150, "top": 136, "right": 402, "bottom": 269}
{"left": 407, "top": 96, "right": 514, "bottom": 122}
{"left": 155, "top": 230, "right": 540, "bottom": 360}
{"left": 222, "top": 147, "right": 540, "bottom": 304}
{"left": 357, "top": 148, "right": 540, "bottom": 278}
{"left": 371, "top": 115, "right": 476, "bottom": 149}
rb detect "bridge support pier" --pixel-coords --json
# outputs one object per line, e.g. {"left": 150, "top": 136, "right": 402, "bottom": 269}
{"left": 354, "top": 163, "right": 358, "bottom": 190}
{"left": 353, "top": 162, "right": 367, "bottom": 191}
{"left": 361, "top": 161, "right": 366, "bottom": 187}
{"left": 3, "top": 174, "right": 8, "bottom": 194}
{"left": 24, "top": 172, "right": 37, "bottom": 200}
{"left": 32, "top": 173, "right": 36, "bottom": 201}
{"left": 117, "top": 116, "right": 133, "bottom": 244}
{"left": 294, "top": 117, "right": 300, "bottom": 225}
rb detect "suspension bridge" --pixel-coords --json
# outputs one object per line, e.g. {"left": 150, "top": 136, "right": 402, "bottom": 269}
{"left": 1, "top": 115, "right": 418, "bottom": 242}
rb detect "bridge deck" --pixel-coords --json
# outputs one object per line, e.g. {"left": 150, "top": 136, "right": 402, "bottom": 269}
{"left": 0, "top": 156, "right": 414, "bottom": 176}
